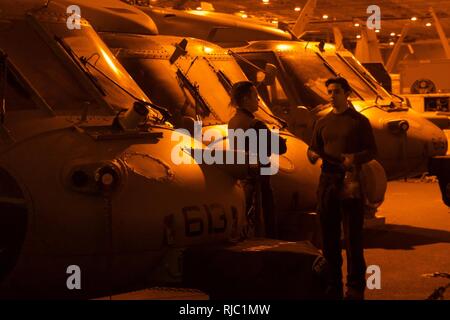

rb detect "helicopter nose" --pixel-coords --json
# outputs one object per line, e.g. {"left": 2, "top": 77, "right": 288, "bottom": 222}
{"left": 427, "top": 127, "right": 448, "bottom": 156}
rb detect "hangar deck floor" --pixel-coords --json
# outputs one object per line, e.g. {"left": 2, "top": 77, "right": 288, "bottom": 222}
{"left": 357, "top": 179, "right": 450, "bottom": 300}
{"left": 100, "top": 179, "right": 450, "bottom": 301}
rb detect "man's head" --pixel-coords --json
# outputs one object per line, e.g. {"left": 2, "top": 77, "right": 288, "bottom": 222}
{"left": 230, "top": 81, "right": 259, "bottom": 113}
{"left": 325, "top": 77, "right": 351, "bottom": 113}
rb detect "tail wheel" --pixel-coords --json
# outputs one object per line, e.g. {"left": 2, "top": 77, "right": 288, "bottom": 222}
{"left": 0, "top": 168, "right": 28, "bottom": 282}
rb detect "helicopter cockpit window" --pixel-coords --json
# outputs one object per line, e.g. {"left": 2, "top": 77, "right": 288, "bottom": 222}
{"left": 280, "top": 53, "right": 336, "bottom": 107}
{"left": 341, "top": 55, "right": 392, "bottom": 102}
{"left": 0, "top": 19, "right": 107, "bottom": 115}
{"left": 176, "top": 56, "right": 236, "bottom": 123}
{"left": 115, "top": 57, "right": 220, "bottom": 125}
{"left": 324, "top": 55, "right": 382, "bottom": 102}
{"left": 256, "top": 71, "right": 290, "bottom": 117}
{"left": 35, "top": 17, "right": 153, "bottom": 115}
{"left": 209, "top": 57, "right": 282, "bottom": 126}
{"left": 1, "top": 65, "right": 38, "bottom": 111}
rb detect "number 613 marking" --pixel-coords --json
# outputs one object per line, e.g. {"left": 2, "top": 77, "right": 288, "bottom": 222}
{"left": 182, "top": 204, "right": 237, "bottom": 237}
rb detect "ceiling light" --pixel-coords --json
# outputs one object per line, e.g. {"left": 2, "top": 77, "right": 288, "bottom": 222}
{"left": 295, "top": 7, "right": 301, "bottom": 12}
{"left": 411, "top": 16, "right": 417, "bottom": 21}
{"left": 426, "top": 22, "right": 432, "bottom": 27}
{"left": 390, "top": 32, "right": 396, "bottom": 36}
{"left": 322, "top": 14, "right": 329, "bottom": 19}
{"left": 389, "top": 41, "right": 395, "bottom": 46}
{"left": 375, "top": 29, "right": 380, "bottom": 33}
{"left": 262, "top": 0, "right": 270, "bottom": 4}
{"left": 354, "top": 22, "right": 360, "bottom": 27}
{"left": 356, "top": 34, "right": 361, "bottom": 39}
{"left": 196, "top": 7, "right": 202, "bottom": 10}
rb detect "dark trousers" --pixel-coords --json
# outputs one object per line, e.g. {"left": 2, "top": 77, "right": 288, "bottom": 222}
{"left": 317, "top": 173, "right": 366, "bottom": 292}
{"left": 243, "top": 175, "right": 277, "bottom": 238}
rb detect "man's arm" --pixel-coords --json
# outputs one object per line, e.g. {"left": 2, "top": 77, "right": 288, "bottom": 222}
{"left": 352, "top": 116, "right": 377, "bottom": 165}
{"left": 253, "top": 120, "right": 287, "bottom": 155}
{"left": 308, "top": 120, "right": 324, "bottom": 164}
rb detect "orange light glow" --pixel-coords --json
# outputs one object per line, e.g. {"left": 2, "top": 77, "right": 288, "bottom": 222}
{"left": 203, "top": 46, "right": 214, "bottom": 54}
{"left": 100, "top": 48, "right": 119, "bottom": 75}
{"left": 276, "top": 44, "right": 293, "bottom": 51}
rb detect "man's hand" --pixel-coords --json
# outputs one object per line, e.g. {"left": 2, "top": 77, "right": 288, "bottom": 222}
{"left": 307, "top": 148, "right": 321, "bottom": 164}
{"left": 342, "top": 153, "right": 355, "bottom": 170}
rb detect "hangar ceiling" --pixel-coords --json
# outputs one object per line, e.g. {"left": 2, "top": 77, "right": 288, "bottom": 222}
{"left": 151, "top": 0, "right": 450, "bottom": 46}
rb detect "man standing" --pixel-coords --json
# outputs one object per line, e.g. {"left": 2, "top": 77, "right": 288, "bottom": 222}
{"left": 228, "top": 81, "right": 287, "bottom": 238}
{"left": 308, "top": 77, "right": 377, "bottom": 300}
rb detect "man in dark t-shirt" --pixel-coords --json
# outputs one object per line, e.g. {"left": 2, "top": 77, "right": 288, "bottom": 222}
{"left": 309, "top": 77, "right": 377, "bottom": 300}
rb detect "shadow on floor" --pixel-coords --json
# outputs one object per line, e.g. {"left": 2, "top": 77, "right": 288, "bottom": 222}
{"left": 364, "top": 224, "right": 450, "bottom": 250}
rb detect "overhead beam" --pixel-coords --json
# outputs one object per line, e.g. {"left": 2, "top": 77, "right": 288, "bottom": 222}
{"left": 386, "top": 23, "right": 411, "bottom": 73}
{"left": 332, "top": 26, "right": 344, "bottom": 50}
{"left": 355, "top": 27, "right": 383, "bottom": 63}
{"left": 429, "top": 7, "right": 450, "bottom": 59}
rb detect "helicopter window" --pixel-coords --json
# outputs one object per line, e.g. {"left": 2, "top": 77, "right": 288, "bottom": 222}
{"left": 117, "top": 57, "right": 221, "bottom": 125}
{"left": 325, "top": 55, "right": 379, "bottom": 101}
{"left": 0, "top": 19, "right": 107, "bottom": 115}
{"left": 341, "top": 55, "right": 392, "bottom": 101}
{"left": 176, "top": 56, "right": 236, "bottom": 122}
{"left": 176, "top": 69, "right": 212, "bottom": 119}
{"left": 253, "top": 71, "right": 290, "bottom": 117}
{"left": 234, "top": 58, "right": 275, "bottom": 105}
{"left": 1, "top": 66, "right": 38, "bottom": 111}
{"left": 36, "top": 19, "right": 153, "bottom": 115}
{"left": 279, "top": 53, "right": 334, "bottom": 107}
{"left": 211, "top": 57, "right": 284, "bottom": 127}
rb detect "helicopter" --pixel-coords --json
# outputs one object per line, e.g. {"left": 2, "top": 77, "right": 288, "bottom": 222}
{"left": 59, "top": 0, "right": 388, "bottom": 233}
{"left": 0, "top": 0, "right": 328, "bottom": 299}
{"left": 231, "top": 41, "right": 448, "bottom": 180}
{"left": 133, "top": 1, "right": 449, "bottom": 200}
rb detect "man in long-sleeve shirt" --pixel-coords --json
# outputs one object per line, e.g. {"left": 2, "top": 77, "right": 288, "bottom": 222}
{"left": 309, "top": 77, "right": 377, "bottom": 300}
